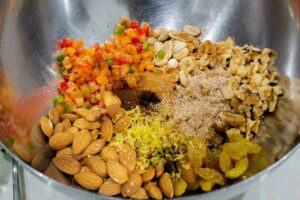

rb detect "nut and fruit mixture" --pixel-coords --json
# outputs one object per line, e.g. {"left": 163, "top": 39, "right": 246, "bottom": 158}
{"left": 12, "top": 18, "right": 283, "bottom": 199}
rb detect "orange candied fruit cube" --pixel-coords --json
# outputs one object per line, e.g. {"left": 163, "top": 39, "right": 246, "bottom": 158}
{"left": 120, "top": 35, "right": 131, "bottom": 44}
{"left": 137, "top": 64, "right": 145, "bottom": 73}
{"left": 72, "top": 39, "right": 84, "bottom": 50}
{"left": 86, "top": 48, "right": 96, "bottom": 56}
{"left": 96, "top": 74, "right": 108, "bottom": 85}
{"left": 102, "top": 52, "right": 114, "bottom": 60}
{"left": 65, "top": 47, "right": 76, "bottom": 57}
{"left": 141, "top": 50, "right": 153, "bottom": 58}
{"left": 145, "top": 61, "right": 154, "bottom": 71}
{"left": 70, "top": 89, "right": 83, "bottom": 100}
{"left": 62, "top": 57, "right": 72, "bottom": 69}
{"left": 64, "top": 95, "right": 74, "bottom": 104}
{"left": 132, "top": 54, "right": 142, "bottom": 64}
{"left": 140, "top": 58, "right": 154, "bottom": 71}
{"left": 126, "top": 75, "right": 138, "bottom": 88}
{"left": 124, "top": 28, "right": 137, "bottom": 39}
{"left": 126, "top": 44, "right": 137, "bottom": 55}
{"left": 120, "top": 64, "right": 129, "bottom": 77}
{"left": 104, "top": 40, "right": 114, "bottom": 49}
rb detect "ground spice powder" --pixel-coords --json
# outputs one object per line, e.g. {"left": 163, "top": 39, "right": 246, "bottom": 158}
{"left": 170, "top": 67, "right": 231, "bottom": 141}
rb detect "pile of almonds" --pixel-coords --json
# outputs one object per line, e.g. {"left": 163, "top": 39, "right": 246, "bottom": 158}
{"left": 38, "top": 91, "right": 175, "bottom": 199}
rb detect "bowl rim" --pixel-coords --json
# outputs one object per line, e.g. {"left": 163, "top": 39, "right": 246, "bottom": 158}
{"left": 1, "top": 141, "right": 299, "bottom": 199}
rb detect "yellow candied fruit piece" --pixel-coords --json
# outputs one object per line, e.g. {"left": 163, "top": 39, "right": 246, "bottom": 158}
{"left": 222, "top": 142, "right": 247, "bottom": 160}
{"left": 96, "top": 74, "right": 108, "bottom": 85}
{"left": 219, "top": 151, "right": 233, "bottom": 173}
{"left": 139, "top": 34, "right": 146, "bottom": 43}
{"left": 62, "top": 57, "right": 72, "bottom": 69}
{"left": 104, "top": 40, "right": 114, "bottom": 49}
{"left": 120, "top": 17, "right": 130, "bottom": 26}
{"left": 72, "top": 39, "right": 84, "bottom": 50}
{"left": 65, "top": 47, "right": 76, "bottom": 57}
{"left": 102, "top": 53, "right": 114, "bottom": 60}
{"left": 141, "top": 50, "right": 154, "bottom": 58}
{"left": 145, "top": 63, "right": 154, "bottom": 71}
{"left": 124, "top": 28, "right": 138, "bottom": 39}
{"left": 86, "top": 47, "right": 95, "bottom": 56}
{"left": 55, "top": 104, "right": 65, "bottom": 114}
{"left": 225, "top": 156, "right": 249, "bottom": 179}
{"left": 126, "top": 44, "right": 137, "bottom": 55}
{"left": 141, "top": 59, "right": 154, "bottom": 71}
{"left": 75, "top": 97, "right": 84, "bottom": 106}
{"left": 187, "top": 138, "right": 207, "bottom": 168}
{"left": 173, "top": 178, "right": 188, "bottom": 197}
{"left": 132, "top": 54, "right": 142, "bottom": 64}
{"left": 199, "top": 179, "right": 215, "bottom": 192}
{"left": 120, "top": 35, "right": 131, "bottom": 45}
{"left": 126, "top": 76, "right": 138, "bottom": 88}
{"left": 194, "top": 168, "right": 225, "bottom": 186}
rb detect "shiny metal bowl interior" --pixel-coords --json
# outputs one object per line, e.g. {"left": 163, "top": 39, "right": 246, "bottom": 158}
{"left": 0, "top": 0, "right": 300, "bottom": 199}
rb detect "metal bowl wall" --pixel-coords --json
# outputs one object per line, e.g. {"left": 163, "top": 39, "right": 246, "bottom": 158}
{"left": 0, "top": 0, "right": 300, "bottom": 199}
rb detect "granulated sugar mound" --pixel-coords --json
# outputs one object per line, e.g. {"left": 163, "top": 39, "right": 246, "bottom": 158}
{"left": 170, "top": 67, "right": 231, "bottom": 141}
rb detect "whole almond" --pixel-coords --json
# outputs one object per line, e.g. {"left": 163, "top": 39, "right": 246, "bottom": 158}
{"left": 142, "top": 166, "right": 155, "bottom": 182}
{"left": 113, "top": 116, "right": 131, "bottom": 133}
{"left": 73, "top": 118, "right": 101, "bottom": 130}
{"left": 80, "top": 166, "right": 93, "bottom": 173}
{"left": 40, "top": 116, "right": 54, "bottom": 137}
{"left": 49, "top": 132, "right": 73, "bottom": 150}
{"left": 98, "top": 179, "right": 121, "bottom": 196}
{"left": 86, "top": 156, "right": 107, "bottom": 178}
{"left": 54, "top": 122, "right": 65, "bottom": 133}
{"left": 133, "top": 166, "right": 143, "bottom": 175}
{"left": 13, "top": 140, "right": 32, "bottom": 163}
{"left": 107, "top": 160, "right": 129, "bottom": 184}
{"left": 145, "top": 182, "right": 163, "bottom": 200}
{"left": 72, "top": 129, "right": 92, "bottom": 155}
{"left": 102, "top": 91, "right": 122, "bottom": 107}
{"left": 62, "top": 119, "right": 71, "bottom": 130}
{"left": 48, "top": 107, "right": 60, "bottom": 125}
{"left": 101, "top": 146, "right": 119, "bottom": 162}
{"left": 53, "top": 156, "right": 80, "bottom": 175}
{"left": 130, "top": 188, "right": 149, "bottom": 200}
{"left": 74, "top": 172, "right": 103, "bottom": 190}
{"left": 121, "top": 173, "right": 143, "bottom": 197}
{"left": 56, "top": 147, "right": 73, "bottom": 158}
{"left": 74, "top": 108, "right": 101, "bottom": 122}
{"left": 91, "top": 105, "right": 102, "bottom": 111}
{"left": 158, "top": 173, "right": 174, "bottom": 198}
{"left": 101, "top": 118, "right": 113, "bottom": 141}
{"left": 61, "top": 113, "right": 79, "bottom": 122}
{"left": 90, "top": 129, "right": 99, "bottom": 140}
{"left": 155, "top": 163, "right": 164, "bottom": 178}
{"left": 107, "top": 104, "right": 125, "bottom": 118}
{"left": 119, "top": 143, "right": 136, "bottom": 173}
{"left": 67, "top": 127, "right": 79, "bottom": 137}
{"left": 82, "top": 139, "right": 106, "bottom": 156}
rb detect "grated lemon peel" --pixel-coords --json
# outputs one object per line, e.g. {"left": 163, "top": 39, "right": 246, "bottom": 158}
{"left": 110, "top": 104, "right": 188, "bottom": 172}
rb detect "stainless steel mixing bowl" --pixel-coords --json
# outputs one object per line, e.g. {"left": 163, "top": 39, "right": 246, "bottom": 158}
{"left": 0, "top": 0, "right": 300, "bottom": 199}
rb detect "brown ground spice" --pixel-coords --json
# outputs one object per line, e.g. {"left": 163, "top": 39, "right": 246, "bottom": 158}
{"left": 169, "top": 67, "right": 231, "bottom": 141}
